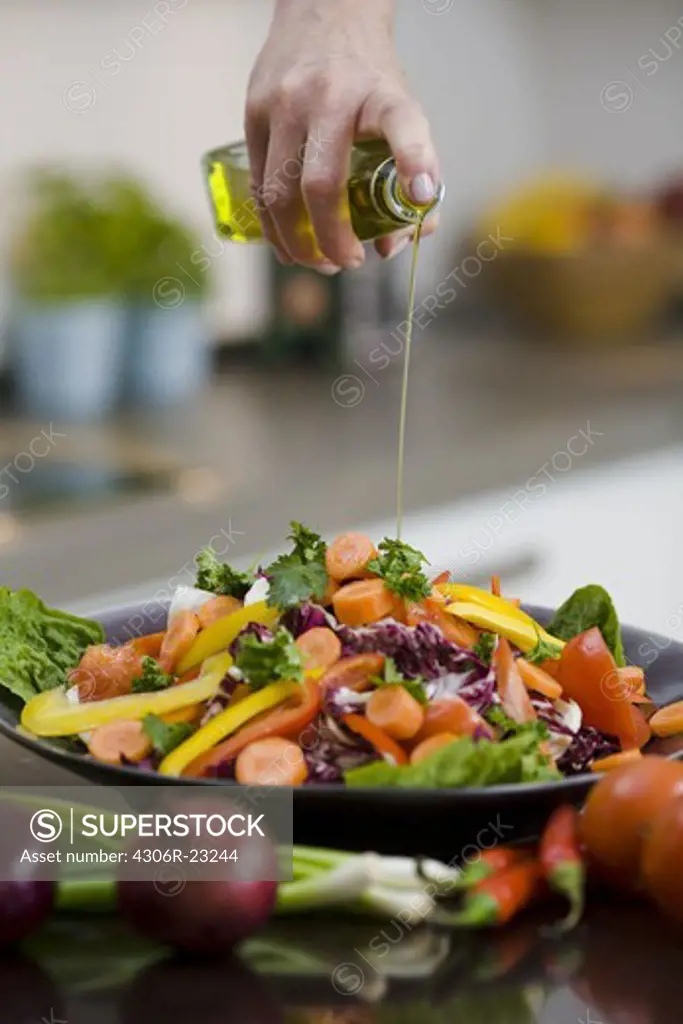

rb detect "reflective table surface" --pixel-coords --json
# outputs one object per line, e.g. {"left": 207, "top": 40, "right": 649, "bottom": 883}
{"left": 11, "top": 899, "right": 683, "bottom": 1024}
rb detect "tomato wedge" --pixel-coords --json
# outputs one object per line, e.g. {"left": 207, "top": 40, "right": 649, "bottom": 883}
{"left": 556, "top": 628, "right": 650, "bottom": 749}
{"left": 494, "top": 637, "right": 537, "bottom": 725}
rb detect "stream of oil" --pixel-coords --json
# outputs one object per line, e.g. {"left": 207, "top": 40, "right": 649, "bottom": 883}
{"left": 395, "top": 218, "right": 424, "bottom": 540}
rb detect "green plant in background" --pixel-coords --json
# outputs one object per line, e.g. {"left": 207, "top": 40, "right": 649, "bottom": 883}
{"left": 9, "top": 168, "right": 209, "bottom": 304}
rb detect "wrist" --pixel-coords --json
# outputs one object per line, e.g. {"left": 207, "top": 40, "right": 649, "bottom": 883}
{"left": 273, "top": 0, "right": 395, "bottom": 33}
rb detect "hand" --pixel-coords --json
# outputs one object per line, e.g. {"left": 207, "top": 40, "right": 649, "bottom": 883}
{"left": 245, "top": 0, "right": 440, "bottom": 273}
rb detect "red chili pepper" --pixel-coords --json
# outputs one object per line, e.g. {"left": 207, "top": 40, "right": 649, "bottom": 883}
{"left": 457, "top": 844, "right": 534, "bottom": 890}
{"left": 440, "top": 860, "right": 543, "bottom": 928}
{"left": 539, "top": 804, "right": 585, "bottom": 931}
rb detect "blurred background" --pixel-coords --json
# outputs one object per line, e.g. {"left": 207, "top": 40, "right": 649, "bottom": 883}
{"left": 2, "top": 0, "right": 683, "bottom": 633}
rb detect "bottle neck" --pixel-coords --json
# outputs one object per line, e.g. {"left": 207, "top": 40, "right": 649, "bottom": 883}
{"left": 370, "top": 158, "right": 445, "bottom": 225}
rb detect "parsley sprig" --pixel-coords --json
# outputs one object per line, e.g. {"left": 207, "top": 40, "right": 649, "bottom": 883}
{"left": 235, "top": 626, "right": 304, "bottom": 690}
{"left": 142, "top": 714, "right": 195, "bottom": 757}
{"left": 195, "top": 547, "right": 252, "bottom": 600}
{"left": 371, "top": 656, "right": 428, "bottom": 705}
{"left": 526, "top": 631, "right": 562, "bottom": 665}
{"left": 472, "top": 632, "right": 496, "bottom": 666}
{"left": 131, "top": 657, "right": 173, "bottom": 694}
{"left": 366, "top": 538, "right": 431, "bottom": 602}
{"left": 265, "top": 522, "right": 328, "bottom": 609}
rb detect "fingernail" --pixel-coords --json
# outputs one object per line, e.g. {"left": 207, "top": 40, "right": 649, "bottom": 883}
{"left": 318, "top": 263, "right": 342, "bottom": 276}
{"left": 410, "top": 173, "right": 436, "bottom": 205}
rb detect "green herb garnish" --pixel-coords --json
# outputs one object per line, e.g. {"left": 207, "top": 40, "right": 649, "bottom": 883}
{"left": 195, "top": 547, "right": 253, "bottom": 600}
{"left": 265, "top": 521, "right": 328, "bottom": 609}
{"left": 472, "top": 632, "right": 496, "bottom": 665}
{"left": 142, "top": 714, "right": 195, "bottom": 757}
{"left": 235, "top": 626, "right": 304, "bottom": 690}
{"left": 525, "top": 631, "right": 561, "bottom": 666}
{"left": 131, "top": 657, "right": 173, "bottom": 694}
{"left": 547, "top": 584, "right": 625, "bottom": 665}
{"left": 367, "top": 538, "right": 431, "bottom": 602}
{"left": 371, "top": 656, "right": 427, "bottom": 705}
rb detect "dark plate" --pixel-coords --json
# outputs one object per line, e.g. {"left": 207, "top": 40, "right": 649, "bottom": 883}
{"left": 1, "top": 601, "right": 682, "bottom": 858}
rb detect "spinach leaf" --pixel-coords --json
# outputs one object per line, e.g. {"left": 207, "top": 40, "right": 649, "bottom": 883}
{"left": 547, "top": 584, "right": 625, "bottom": 666}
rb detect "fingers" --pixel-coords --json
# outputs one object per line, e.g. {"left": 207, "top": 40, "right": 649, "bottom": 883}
{"left": 244, "top": 101, "right": 291, "bottom": 263}
{"left": 361, "top": 85, "right": 441, "bottom": 208}
{"left": 301, "top": 122, "right": 365, "bottom": 270}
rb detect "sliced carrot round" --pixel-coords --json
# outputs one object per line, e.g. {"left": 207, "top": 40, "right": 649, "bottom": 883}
{"left": 590, "top": 748, "right": 643, "bottom": 773}
{"left": 410, "top": 733, "right": 458, "bottom": 765}
{"left": 235, "top": 737, "right": 308, "bottom": 786}
{"left": 159, "top": 610, "right": 200, "bottom": 673}
{"left": 326, "top": 533, "right": 376, "bottom": 582}
{"left": 332, "top": 579, "right": 395, "bottom": 627}
{"left": 319, "top": 653, "right": 386, "bottom": 692}
{"left": 413, "top": 697, "right": 487, "bottom": 744}
{"left": 323, "top": 577, "right": 340, "bottom": 606}
{"left": 198, "top": 595, "right": 242, "bottom": 629}
{"left": 366, "top": 684, "right": 425, "bottom": 741}
{"left": 295, "top": 627, "right": 342, "bottom": 672}
{"left": 650, "top": 700, "right": 683, "bottom": 738}
{"left": 87, "top": 720, "right": 152, "bottom": 765}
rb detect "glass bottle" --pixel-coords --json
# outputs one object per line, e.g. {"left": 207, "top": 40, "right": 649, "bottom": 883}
{"left": 203, "top": 138, "right": 445, "bottom": 244}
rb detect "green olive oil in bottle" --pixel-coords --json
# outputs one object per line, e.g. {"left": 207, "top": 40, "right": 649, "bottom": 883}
{"left": 203, "top": 139, "right": 444, "bottom": 243}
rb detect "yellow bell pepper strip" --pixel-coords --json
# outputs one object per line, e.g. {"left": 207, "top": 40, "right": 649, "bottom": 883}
{"left": 21, "top": 653, "right": 233, "bottom": 738}
{"left": 158, "top": 679, "right": 298, "bottom": 777}
{"left": 176, "top": 600, "right": 280, "bottom": 675}
{"left": 439, "top": 585, "right": 563, "bottom": 649}
{"left": 444, "top": 602, "right": 565, "bottom": 657}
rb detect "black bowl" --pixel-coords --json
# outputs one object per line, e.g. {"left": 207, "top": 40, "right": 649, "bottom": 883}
{"left": 1, "top": 601, "right": 682, "bottom": 859}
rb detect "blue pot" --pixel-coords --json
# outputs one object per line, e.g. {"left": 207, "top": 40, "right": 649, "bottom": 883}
{"left": 11, "top": 300, "right": 126, "bottom": 421}
{"left": 124, "top": 300, "right": 210, "bottom": 406}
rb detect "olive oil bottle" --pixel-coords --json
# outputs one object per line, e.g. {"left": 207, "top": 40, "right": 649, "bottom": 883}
{"left": 203, "top": 139, "right": 444, "bottom": 243}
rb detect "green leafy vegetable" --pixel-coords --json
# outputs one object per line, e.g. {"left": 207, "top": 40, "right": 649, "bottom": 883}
{"left": 472, "top": 632, "right": 496, "bottom": 665}
{"left": 485, "top": 705, "right": 550, "bottom": 742}
{"left": 0, "top": 588, "right": 104, "bottom": 704}
{"left": 371, "top": 656, "right": 427, "bottom": 705}
{"left": 131, "top": 657, "right": 173, "bottom": 694}
{"left": 195, "top": 547, "right": 252, "bottom": 600}
{"left": 142, "top": 714, "right": 194, "bottom": 757}
{"left": 367, "top": 538, "right": 431, "bottom": 602}
{"left": 345, "top": 726, "right": 559, "bottom": 789}
{"left": 525, "top": 631, "right": 562, "bottom": 665}
{"left": 235, "top": 626, "right": 304, "bottom": 690}
{"left": 266, "top": 521, "right": 328, "bottom": 609}
{"left": 547, "top": 584, "right": 625, "bottom": 666}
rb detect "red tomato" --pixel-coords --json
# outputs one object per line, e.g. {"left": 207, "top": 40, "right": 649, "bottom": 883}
{"left": 641, "top": 795, "right": 683, "bottom": 924}
{"left": 580, "top": 756, "right": 683, "bottom": 890}
{"left": 556, "top": 628, "right": 650, "bottom": 748}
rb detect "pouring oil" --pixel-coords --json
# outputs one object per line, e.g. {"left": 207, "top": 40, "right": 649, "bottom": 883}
{"left": 202, "top": 138, "right": 444, "bottom": 537}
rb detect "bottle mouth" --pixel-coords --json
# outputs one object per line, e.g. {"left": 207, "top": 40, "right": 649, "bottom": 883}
{"left": 379, "top": 162, "right": 446, "bottom": 223}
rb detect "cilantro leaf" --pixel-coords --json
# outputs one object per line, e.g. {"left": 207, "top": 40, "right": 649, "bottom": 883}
{"left": 195, "top": 547, "right": 252, "bottom": 600}
{"left": 142, "top": 714, "right": 194, "bottom": 757}
{"left": 345, "top": 727, "right": 559, "bottom": 788}
{"left": 472, "top": 632, "right": 496, "bottom": 666}
{"left": 371, "top": 656, "right": 428, "bottom": 705}
{"left": 235, "top": 626, "right": 304, "bottom": 690}
{"left": 131, "top": 657, "right": 173, "bottom": 694}
{"left": 366, "top": 538, "right": 431, "bottom": 602}
{"left": 525, "top": 631, "right": 562, "bottom": 665}
{"left": 265, "top": 521, "right": 328, "bottom": 609}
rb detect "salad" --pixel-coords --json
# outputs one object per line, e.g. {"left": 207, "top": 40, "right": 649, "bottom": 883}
{"left": 5, "top": 522, "right": 666, "bottom": 786}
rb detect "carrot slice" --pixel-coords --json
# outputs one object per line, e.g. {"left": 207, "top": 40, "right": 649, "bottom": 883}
{"left": 235, "top": 737, "right": 308, "bottom": 786}
{"left": 161, "top": 704, "right": 203, "bottom": 726}
{"left": 495, "top": 637, "right": 537, "bottom": 724}
{"left": 590, "top": 748, "right": 643, "bottom": 773}
{"left": 614, "top": 666, "right": 646, "bottom": 700}
{"left": 198, "top": 595, "right": 242, "bottom": 629}
{"left": 517, "top": 658, "right": 563, "bottom": 701}
{"left": 319, "top": 653, "right": 385, "bottom": 692}
{"left": 130, "top": 632, "right": 165, "bottom": 658}
{"left": 332, "top": 579, "right": 395, "bottom": 627}
{"left": 159, "top": 610, "right": 200, "bottom": 673}
{"left": 343, "top": 713, "right": 408, "bottom": 765}
{"left": 491, "top": 575, "right": 501, "bottom": 598}
{"left": 323, "top": 577, "right": 340, "bottom": 606}
{"left": 72, "top": 644, "right": 144, "bottom": 702}
{"left": 413, "top": 697, "right": 489, "bottom": 744}
{"left": 295, "top": 627, "right": 342, "bottom": 672}
{"left": 411, "top": 732, "right": 458, "bottom": 765}
{"left": 326, "top": 533, "right": 377, "bottom": 581}
{"left": 87, "top": 720, "right": 152, "bottom": 765}
{"left": 649, "top": 700, "right": 683, "bottom": 738}
{"left": 366, "top": 685, "right": 425, "bottom": 741}
{"left": 405, "top": 599, "right": 479, "bottom": 648}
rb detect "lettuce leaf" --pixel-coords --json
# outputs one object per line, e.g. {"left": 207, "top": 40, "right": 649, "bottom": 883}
{"left": 547, "top": 584, "right": 625, "bottom": 666}
{"left": 345, "top": 724, "right": 560, "bottom": 789}
{"left": 0, "top": 588, "right": 104, "bottom": 703}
